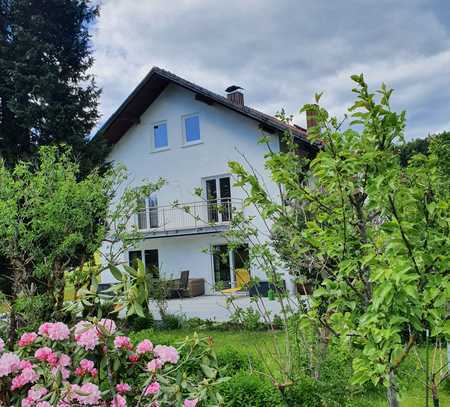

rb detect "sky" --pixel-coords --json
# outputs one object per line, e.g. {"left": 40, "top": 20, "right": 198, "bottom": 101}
{"left": 91, "top": 0, "right": 450, "bottom": 140}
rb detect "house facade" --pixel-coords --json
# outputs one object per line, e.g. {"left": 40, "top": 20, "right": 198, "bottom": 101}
{"left": 97, "top": 67, "right": 315, "bottom": 295}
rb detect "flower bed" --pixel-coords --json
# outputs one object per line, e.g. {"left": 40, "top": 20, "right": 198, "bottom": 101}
{"left": 0, "top": 320, "right": 220, "bottom": 406}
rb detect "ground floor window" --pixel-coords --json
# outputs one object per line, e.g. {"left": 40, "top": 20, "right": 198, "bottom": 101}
{"left": 128, "top": 249, "right": 159, "bottom": 278}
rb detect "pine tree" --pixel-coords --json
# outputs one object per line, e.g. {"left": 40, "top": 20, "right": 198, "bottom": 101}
{"left": 0, "top": 0, "right": 108, "bottom": 172}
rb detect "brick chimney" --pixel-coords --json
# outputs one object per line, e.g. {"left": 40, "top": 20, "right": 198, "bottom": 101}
{"left": 306, "top": 106, "right": 318, "bottom": 130}
{"left": 227, "top": 90, "right": 244, "bottom": 106}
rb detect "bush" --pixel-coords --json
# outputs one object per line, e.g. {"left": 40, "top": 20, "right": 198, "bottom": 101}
{"left": 162, "top": 313, "right": 184, "bottom": 330}
{"left": 216, "top": 346, "right": 261, "bottom": 375}
{"left": 283, "top": 375, "right": 322, "bottom": 407}
{"left": 218, "top": 371, "right": 283, "bottom": 406}
{"left": 0, "top": 319, "right": 223, "bottom": 406}
{"left": 126, "top": 312, "right": 154, "bottom": 331}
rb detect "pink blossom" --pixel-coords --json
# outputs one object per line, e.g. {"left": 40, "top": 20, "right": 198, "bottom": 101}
{"left": 38, "top": 322, "right": 52, "bottom": 337}
{"left": 11, "top": 367, "right": 39, "bottom": 390}
{"left": 47, "top": 322, "right": 70, "bottom": 341}
{"left": 18, "top": 332, "right": 38, "bottom": 347}
{"left": 114, "top": 336, "right": 133, "bottom": 350}
{"left": 90, "top": 368, "right": 98, "bottom": 377}
{"left": 136, "top": 339, "right": 153, "bottom": 354}
{"left": 80, "top": 359, "right": 95, "bottom": 372}
{"left": 98, "top": 318, "right": 117, "bottom": 334}
{"left": 145, "top": 381, "right": 160, "bottom": 395}
{"left": 19, "top": 360, "right": 33, "bottom": 370}
{"left": 0, "top": 352, "right": 21, "bottom": 377}
{"left": 72, "top": 382, "right": 101, "bottom": 405}
{"left": 183, "top": 399, "right": 199, "bottom": 407}
{"left": 34, "top": 347, "right": 53, "bottom": 362}
{"left": 112, "top": 394, "right": 127, "bottom": 407}
{"left": 74, "top": 321, "right": 99, "bottom": 351}
{"left": 0, "top": 337, "right": 4, "bottom": 353}
{"left": 128, "top": 354, "right": 139, "bottom": 363}
{"left": 147, "top": 358, "right": 163, "bottom": 372}
{"left": 36, "top": 402, "right": 51, "bottom": 407}
{"left": 116, "top": 383, "right": 131, "bottom": 394}
{"left": 153, "top": 345, "right": 179, "bottom": 364}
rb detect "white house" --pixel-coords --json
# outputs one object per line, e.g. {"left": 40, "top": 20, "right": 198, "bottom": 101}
{"left": 97, "top": 67, "right": 316, "bottom": 295}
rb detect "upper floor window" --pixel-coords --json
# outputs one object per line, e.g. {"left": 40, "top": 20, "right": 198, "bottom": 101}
{"left": 153, "top": 122, "right": 168, "bottom": 150}
{"left": 183, "top": 114, "right": 201, "bottom": 143}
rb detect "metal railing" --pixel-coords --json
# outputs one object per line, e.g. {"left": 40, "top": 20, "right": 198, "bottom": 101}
{"left": 134, "top": 199, "right": 243, "bottom": 233}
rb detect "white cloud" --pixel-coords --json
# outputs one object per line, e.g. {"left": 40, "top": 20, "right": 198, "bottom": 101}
{"left": 91, "top": 0, "right": 450, "bottom": 140}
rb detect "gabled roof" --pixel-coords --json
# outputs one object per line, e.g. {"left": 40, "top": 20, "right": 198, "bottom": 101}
{"left": 95, "top": 66, "right": 313, "bottom": 151}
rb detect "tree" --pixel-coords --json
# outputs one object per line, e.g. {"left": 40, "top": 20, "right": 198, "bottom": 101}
{"left": 0, "top": 145, "right": 164, "bottom": 344}
{"left": 230, "top": 76, "right": 449, "bottom": 406}
{"left": 0, "top": 0, "right": 107, "bottom": 172}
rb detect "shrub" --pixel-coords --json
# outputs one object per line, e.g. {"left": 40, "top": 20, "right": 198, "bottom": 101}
{"left": 216, "top": 346, "right": 261, "bottom": 375}
{"left": 0, "top": 319, "right": 223, "bottom": 406}
{"left": 162, "top": 313, "right": 184, "bottom": 330}
{"left": 126, "top": 312, "right": 154, "bottom": 331}
{"left": 218, "top": 371, "right": 283, "bottom": 406}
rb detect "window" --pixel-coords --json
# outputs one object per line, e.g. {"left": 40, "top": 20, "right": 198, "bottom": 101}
{"left": 184, "top": 115, "right": 200, "bottom": 143}
{"left": 128, "top": 250, "right": 142, "bottom": 269}
{"left": 136, "top": 195, "right": 159, "bottom": 230}
{"left": 128, "top": 249, "right": 159, "bottom": 278}
{"left": 205, "top": 176, "right": 232, "bottom": 223}
{"left": 153, "top": 122, "right": 168, "bottom": 150}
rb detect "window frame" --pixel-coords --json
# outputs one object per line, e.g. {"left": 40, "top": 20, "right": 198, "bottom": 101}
{"left": 182, "top": 113, "right": 202, "bottom": 146}
{"left": 152, "top": 120, "right": 169, "bottom": 152}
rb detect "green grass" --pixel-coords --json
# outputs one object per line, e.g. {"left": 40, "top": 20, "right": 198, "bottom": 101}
{"left": 131, "top": 328, "right": 450, "bottom": 407}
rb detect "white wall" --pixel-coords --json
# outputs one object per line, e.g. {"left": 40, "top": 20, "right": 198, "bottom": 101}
{"left": 101, "top": 84, "right": 296, "bottom": 293}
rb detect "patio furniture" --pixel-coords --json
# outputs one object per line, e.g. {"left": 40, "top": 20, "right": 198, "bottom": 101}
{"left": 169, "top": 270, "right": 190, "bottom": 298}
{"left": 249, "top": 280, "right": 286, "bottom": 297}
{"left": 187, "top": 278, "right": 205, "bottom": 297}
{"left": 221, "top": 268, "right": 250, "bottom": 294}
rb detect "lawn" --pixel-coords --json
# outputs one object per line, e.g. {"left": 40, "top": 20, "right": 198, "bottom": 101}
{"left": 131, "top": 328, "right": 450, "bottom": 407}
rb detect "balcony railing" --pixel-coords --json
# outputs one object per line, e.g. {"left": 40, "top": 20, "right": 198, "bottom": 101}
{"left": 134, "top": 199, "right": 242, "bottom": 233}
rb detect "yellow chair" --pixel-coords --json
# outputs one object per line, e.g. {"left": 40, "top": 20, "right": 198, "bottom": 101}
{"left": 221, "top": 268, "right": 250, "bottom": 294}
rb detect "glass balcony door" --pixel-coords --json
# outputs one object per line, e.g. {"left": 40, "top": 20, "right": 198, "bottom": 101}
{"left": 205, "top": 176, "right": 231, "bottom": 223}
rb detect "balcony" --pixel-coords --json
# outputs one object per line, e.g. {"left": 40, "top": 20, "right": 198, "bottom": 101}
{"left": 134, "top": 199, "right": 243, "bottom": 238}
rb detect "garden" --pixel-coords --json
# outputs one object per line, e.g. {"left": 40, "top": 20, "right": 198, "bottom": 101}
{"left": 0, "top": 72, "right": 448, "bottom": 406}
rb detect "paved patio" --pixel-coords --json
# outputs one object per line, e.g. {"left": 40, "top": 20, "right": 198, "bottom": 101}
{"left": 148, "top": 293, "right": 302, "bottom": 322}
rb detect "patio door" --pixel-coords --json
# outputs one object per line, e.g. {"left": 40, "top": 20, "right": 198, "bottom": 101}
{"left": 212, "top": 244, "right": 231, "bottom": 289}
{"left": 205, "top": 176, "right": 231, "bottom": 223}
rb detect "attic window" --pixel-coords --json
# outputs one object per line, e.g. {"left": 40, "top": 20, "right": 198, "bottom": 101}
{"left": 183, "top": 115, "right": 201, "bottom": 143}
{"left": 153, "top": 122, "right": 168, "bottom": 150}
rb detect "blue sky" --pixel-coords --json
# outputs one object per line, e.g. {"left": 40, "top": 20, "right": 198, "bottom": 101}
{"left": 91, "top": 0, "right": 450, "bottom": 140}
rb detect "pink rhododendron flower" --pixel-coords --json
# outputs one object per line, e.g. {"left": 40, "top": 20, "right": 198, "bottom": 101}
{"left": 98, "top": 318, "right": 117, "bottom": 334}
{"left": 80, "top": 359, "right": 95, "bottom": 371}
{"left": 114, "top": 336, "right": 133, "bottom": 350}
{"left": 0, "top": 352, "right": 21, "bottom": 377}
{"left": 154, "top": 345, "right": 179, "bottom": 364}
{"left": 11, "top": 367, "right": 39, "bottom": 390}
{"left": 183, "top": 399, "right": 199, "bottom": 407}
{"left": 74, "top": 321, "right": 99, "bottom": 351}
{"left": 128, "top": 354, "right": 139, "bottom": 363}
{"left": 19, "top": 360, "right": 33, "bottom": 370}
{"left": 72, "top": 382, "right": 101, "bottom": 405}
{"left": 0, "top": 337, "right": 4, "bottom": 353}
{"left": 47, "top": 322, "right": 70, "bottom": 341}
{"left": 21, "top": 385, "right": 48, "bottom": 407}
{"left": 34, "top": 347, "right": 53, "bottom": 362}
{"left": 116, "top": 383, "right": 131, "bottom": 394}
{"left": 18, "top": 332, "right": 37, "bottom": 347}
{"left": 36, "top": 402, "right": 51, "bottom": 407}
{"left": 147, "top": 358, "right": 163, "bottom": 372}
{"left": 145, "top": 381, "right": 160, "bottom": 395}
{"left": 112, "top": 394, "right": 127, "bottom": 407}
{"left": 38, "top": 322, "right": 52, "bottom": 337}
{"left": 136, "top": 339, "right": 153, "bottom": 354}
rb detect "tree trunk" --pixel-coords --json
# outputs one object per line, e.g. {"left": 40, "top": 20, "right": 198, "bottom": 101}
{"left": 387, "top": 370, "right": 400, "bottom": 407}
